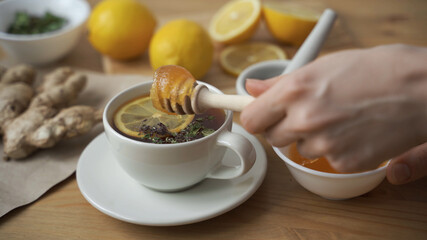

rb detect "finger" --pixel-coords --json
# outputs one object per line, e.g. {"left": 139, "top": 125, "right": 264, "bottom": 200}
{"left": 240, "top": 84, "right": 288, "bottom": 134}
{"left": 263, "top": 117, "right": 301, "bottom": 147}
{"left": 245, "top": 76, "right": 281, "bottom": 97}
{"left": 325, "top": 151, "right": 384, "bottom": 173}
{"left": 241, "top": 74, "right": 308, "bottom": 134}
{"left": 296, "top": 135, "right": 333, "bottom": 159}
{"left": 386, "top": 142, "right": 427, "bottom": 185}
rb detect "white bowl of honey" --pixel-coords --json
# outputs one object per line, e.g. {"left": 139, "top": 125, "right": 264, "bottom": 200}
{"left": 274, "top": 143, "right": 389, "bottom": 200}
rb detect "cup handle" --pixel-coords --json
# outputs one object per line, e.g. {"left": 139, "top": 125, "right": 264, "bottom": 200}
{"left": 206, "top": 131, "right": 256, "bottom": 179}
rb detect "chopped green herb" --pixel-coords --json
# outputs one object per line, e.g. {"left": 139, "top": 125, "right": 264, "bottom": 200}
{"left": 201, "top": 128, "right": 215, "bottom": 136}
{"left": 7, "top": 11, "right": 67, "bottom": 35}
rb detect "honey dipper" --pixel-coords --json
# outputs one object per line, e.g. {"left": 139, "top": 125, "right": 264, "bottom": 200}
{"left": 150, "top": 65, "right": 254, "bottom": 114}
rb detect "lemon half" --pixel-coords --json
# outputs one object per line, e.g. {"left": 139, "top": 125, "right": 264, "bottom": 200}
{"left": 209, "top": 0, "right": 261, "bottom": 44}
{"left": 220, "top": 42, "right": 287, "bottom": 76}
{"left": 263, "top": 3, "right": 320, "bottom": 46}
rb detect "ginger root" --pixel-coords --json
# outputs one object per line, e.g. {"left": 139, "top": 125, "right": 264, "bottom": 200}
{"left": 0, "top": 65, "right": 36, "bottom": 134}
{"left": 28, "top": 106, "right": 103, "bottom": 148}
{"left": 3, "top": 106, "right": 57, "bottom": 158}
{"left": 36, "top": 67, "right": 73, "bottom": 92}
{"left": 0, "top": 64, "right": 35, "bottom": 85}
{"left": 0, "top": 65, "right": 6, "bottom": 79}
{"left": 1, "top": 66, "right": 103, "bottom": 160}
{"left": 29, "top": 67, "right": 86, "bottom": 109}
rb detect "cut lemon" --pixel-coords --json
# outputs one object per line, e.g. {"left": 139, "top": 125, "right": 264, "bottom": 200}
{"left": 114, "top": 96, "right": 194, "bottom": 138}
{"left": 209, "top": 0, "right": 261, "bottom": 44}
{"left": 219, "top": 42, "right": 287, "bottom": 76}
{"left": 263, "top": 3, "right": 320, "bottom": 46}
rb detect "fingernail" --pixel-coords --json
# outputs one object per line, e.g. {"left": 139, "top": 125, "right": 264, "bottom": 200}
{"left": 392, "top": 163, "right": 411, "bottom": 183}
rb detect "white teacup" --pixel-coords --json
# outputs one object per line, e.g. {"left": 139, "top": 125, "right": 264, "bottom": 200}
{"left": 103, "top": 81, "right": 256, "bottom": 192}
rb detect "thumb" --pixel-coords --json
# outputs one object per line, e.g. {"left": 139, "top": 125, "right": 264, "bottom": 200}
{"left": 245, "top": 76, "right": 281, "bottom": 97}
{"left": 386, "top": 142, "right": 427, "bottom": 185}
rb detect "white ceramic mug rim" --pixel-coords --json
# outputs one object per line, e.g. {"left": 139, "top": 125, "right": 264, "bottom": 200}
{"left": 103, "top": 81, "right": 232, "bottom": 148}
{"left": 273, "top": 146, "right": 389, "bottom": 179}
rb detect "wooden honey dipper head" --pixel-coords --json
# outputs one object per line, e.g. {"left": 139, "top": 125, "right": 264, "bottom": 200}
{"left": 150, "top": 65, "right": 254, "bottom": 115}
{"left": 150, "top": 65, "right": 197, "bottom": 115}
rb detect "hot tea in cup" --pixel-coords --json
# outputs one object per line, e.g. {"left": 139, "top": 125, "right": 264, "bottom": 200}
{"left": 103, "top": 81, "right": 256, "bottom": 192}
{"left": 112, "top": 94, "right": 225, "bottom": 144}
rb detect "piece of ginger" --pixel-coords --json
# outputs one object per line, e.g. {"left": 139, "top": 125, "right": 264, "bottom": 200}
{"left": 0, "top": 65, "right": 36, "bottom": 134}
{"left": 28, "top": 106, "right": 103, "bottom": 148}
{"left": 0, "top": 84, "right": 34, "bottom": 134}
{"left": 0, "top": 66, "right": 6, "bottom": 79}
{"left": 0, "top": 64, "right": 35, "bottom": 85}
{"left": 3, "top": 106, "right": 57, "bottom": 159}
{"left": 2, "top": 66, "right": 101, "bottom": 160}
{"left": 36, "top": 67, "right": 74, "bottom": 92}
{"left": 29, "top": 68, "right": 86, "bottom": 109}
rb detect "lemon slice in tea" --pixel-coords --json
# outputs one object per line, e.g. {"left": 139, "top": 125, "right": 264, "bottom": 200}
{"left": 114, "top": 96, "right": 194, "bottom": 138}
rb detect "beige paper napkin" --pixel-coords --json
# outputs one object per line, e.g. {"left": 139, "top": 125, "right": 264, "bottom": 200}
{"left": 0, "top": 70, "right": 151, "bottom": 217}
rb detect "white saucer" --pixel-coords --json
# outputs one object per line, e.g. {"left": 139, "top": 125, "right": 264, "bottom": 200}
{"left": 76, "top": 124, "right": 267, "bottom": 226}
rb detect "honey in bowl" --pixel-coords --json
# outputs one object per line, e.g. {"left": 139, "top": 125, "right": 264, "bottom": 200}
{"left": 287, "top": 143, "right": 386, "bottom": 173}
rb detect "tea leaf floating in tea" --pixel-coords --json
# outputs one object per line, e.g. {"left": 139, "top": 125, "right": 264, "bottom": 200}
{"left": 150, "top": 65, "right": 254, "bottom": 115}
{"left": 139, "top": 115, "right": 218, "bottom": 144}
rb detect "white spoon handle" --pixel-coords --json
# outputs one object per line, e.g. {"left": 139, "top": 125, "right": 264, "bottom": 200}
{"left": 283, "top": 8, "right": 337, "bottom": 74}
{"left": 195, "top": 87, "right": 254, "bottom": 113}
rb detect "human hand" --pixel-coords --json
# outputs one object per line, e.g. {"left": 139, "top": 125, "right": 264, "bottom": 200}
{"left": 240, "top": 44, "right": 427, "bottom": 177}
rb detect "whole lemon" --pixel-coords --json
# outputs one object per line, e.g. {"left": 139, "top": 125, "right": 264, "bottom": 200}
{"left": 149, "top": 19, "right": 213, "bottom": 79}
{"left": 88, "top": 0, "right": 156, "bottom": 60}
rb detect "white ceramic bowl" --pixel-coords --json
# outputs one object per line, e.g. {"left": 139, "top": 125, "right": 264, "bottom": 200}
{"left": 274, "top": 146, "right": 389, "bottom": 200}
{"left": 236, "top": 59, "right": 290, "bottom": 95}
{"left": 0, "top": 0, "right": 90, "bottom": 65}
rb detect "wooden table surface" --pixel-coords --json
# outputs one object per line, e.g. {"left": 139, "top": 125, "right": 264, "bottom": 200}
{"left": 1, "top": 0, "right": 427, "bottom": 239}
